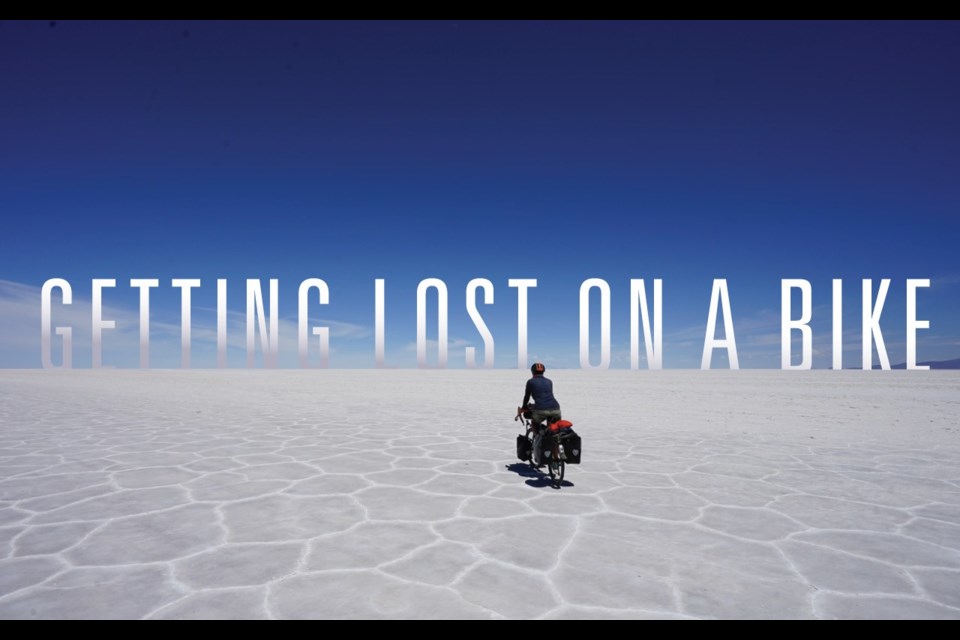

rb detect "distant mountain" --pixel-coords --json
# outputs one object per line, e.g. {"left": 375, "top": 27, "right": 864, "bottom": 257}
{"left": 872, "top": 358, "right": 960, "bottom": 370}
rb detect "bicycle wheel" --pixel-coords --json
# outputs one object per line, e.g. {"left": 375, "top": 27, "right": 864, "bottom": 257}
{"left": 548, "top": 459, "right": 564, "bottom": 487}
{"left": 547, "top": 442, "right": 565, "bottom": 487}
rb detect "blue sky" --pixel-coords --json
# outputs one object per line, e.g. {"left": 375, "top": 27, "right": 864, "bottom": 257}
{"left": 1, "top": 20, "right": 958, "bottom": 368}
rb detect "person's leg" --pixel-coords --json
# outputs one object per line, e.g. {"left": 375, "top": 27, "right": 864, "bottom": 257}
{"left": 530, "top": 410, "right": 556, "bottom": 468}
{"left": 530, "top": 410, "right": 545, "bottom": 429}
{"left": 530, "top": 411, "right": 545, "bottom": 466}
{"left": 532, "top": 429, "right": 542, "bottom": 466}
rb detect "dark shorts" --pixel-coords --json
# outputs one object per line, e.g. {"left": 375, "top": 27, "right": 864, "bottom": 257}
{"left": 530, "top": 408, "right": 562, "bottom": 428}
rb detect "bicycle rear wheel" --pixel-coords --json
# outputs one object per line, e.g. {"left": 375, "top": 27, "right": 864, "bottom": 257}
{"left": 547, "top": 448, "right": 564, "bottom": 487}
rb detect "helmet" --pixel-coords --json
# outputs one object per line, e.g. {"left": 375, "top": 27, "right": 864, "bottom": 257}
{"left": 531, "top": 362, "right": 546, "bottom": 375}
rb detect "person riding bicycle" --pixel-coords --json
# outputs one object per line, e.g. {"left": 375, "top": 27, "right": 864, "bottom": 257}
{"left": 518, "top": 363, "right": 562, "bottom": 465}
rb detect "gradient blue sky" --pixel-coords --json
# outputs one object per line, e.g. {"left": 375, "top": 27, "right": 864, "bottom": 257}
{"left": 1, "top": 20, "right": 958, "bottom": 368}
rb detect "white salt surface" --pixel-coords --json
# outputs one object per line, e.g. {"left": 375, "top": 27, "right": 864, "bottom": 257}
{"left": 0, "top": 370, "right": 958, "bottom": 619}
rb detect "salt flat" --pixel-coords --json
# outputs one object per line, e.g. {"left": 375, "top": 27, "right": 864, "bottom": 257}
{"left": 0, "top": 370, "right": 958, "bottom": 619}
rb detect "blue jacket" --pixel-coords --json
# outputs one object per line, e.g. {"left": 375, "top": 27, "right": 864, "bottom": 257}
{"left": 523, "top": 375, "right": 560, "bottom": 411}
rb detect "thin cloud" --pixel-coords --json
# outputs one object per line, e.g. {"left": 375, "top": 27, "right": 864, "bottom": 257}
{"left": 0, "top": 278, "right": 150, "bottom": 351}
{"left": 930, "top": 274, "right": 960, "bottom": 289}
{"left": 403, "top": 337, "right": 473, "bottom": 352}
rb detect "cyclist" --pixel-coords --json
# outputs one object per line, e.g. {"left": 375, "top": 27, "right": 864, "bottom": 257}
{"left": 518, "top": 362, "right": 561, "bottom": 465}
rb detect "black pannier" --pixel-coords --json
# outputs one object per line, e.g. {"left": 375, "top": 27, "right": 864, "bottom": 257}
{"left": 556, "top": 429, "right": 581, "bottom": 464}
{"left": 516, "top": 434, "right": 531, "bottom": 461}
{"left": 539, "top": 429, "right": 582, "bottom": 465}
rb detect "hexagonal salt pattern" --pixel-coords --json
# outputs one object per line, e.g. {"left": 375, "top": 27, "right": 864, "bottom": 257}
{"left": 0, "top": 370, "right": 958, "bottom": 619}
